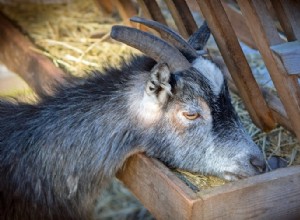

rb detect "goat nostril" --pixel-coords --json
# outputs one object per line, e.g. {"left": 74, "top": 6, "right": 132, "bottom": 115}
{"left": 250, "top": 156, "right": 266, "bottom": 173}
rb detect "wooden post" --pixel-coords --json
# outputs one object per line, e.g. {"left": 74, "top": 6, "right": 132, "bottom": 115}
{"left": 113, "top": 0, "right": 138, "bottom": 25}
{"left": 221, "top": 0, "right": 256, "bottom": 48}
{"left": 237, "top": 0, "right": 300, "bottom": 141}
{"left": 196, "top": 0, "right": 276, "bottom": 131}
{"left": 217, "top": 55, "right": 294, "bottom": 133}
{"left": 164, "top": 0, "right": 198, "bottom": 38}
{"left": 137, "top": 0, "right": 168, "bottom": 25}
{"left": 93, "top": 0, "right": 114, "bottom": 14}
{"left": 0, "top": 13, "right": 65, "bottom": 95}
{"left": 270, "top": 0, "right": 300, "bottom": 41}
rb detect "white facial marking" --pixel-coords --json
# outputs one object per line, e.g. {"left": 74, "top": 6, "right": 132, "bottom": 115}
{"left": 192, "top": 57, "right": 224, "bottom": 95}
{"left": 139, "top": 92, "right": 162, "bottom": 124}
{"left": 128, "top": 90, "right": 162, "bottom": 127}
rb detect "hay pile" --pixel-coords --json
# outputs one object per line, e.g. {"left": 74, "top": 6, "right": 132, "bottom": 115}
{"left": 0, "top": 0, "right": 139, "bottom": 75}
{"left": 1, "top": 0, "right": 299, "bottom": 199}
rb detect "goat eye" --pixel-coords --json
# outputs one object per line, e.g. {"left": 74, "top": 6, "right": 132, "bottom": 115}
{"left": 182, "top": 112, "right": 200, "bottom": 120}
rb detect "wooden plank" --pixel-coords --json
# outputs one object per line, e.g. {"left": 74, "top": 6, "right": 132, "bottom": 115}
{"left": 137, "top": 0, "right": 168, "bottom": 26}
{"left": 237, "top": 0, "right": 300, "bottom": 141}
{"left": 218, "top": 55, "right": 293, "bottom": 133}
{"left": 117, "top": 153, "right": 300, "bottom": 220}
{"left": 186, "top": 0, "right": 201, "bottom": 12}
{"left": 117, "top": 154, "right": 197, "bottom": 220}
{"left": 164, "top": 0, "right": 198, "bottom": 39}
{"left": 271, "top": 41, "right": 300, "bottom": 75}
{"left": 193, "top": 165, "right": 300, "bottom": 219}
{"left": 271, "top": 0, "right": 300, "bottom": 41}
{"left": 217, "top": 54, "right": 294, "bottom": 133}
{"left": 238, "top": 0, "right": 284, "bottom": 45}
{"left": 221, "top": 0, "right": 257, "bottom": 49}
{"left": 265, "top": 93, "right": 293, "bottom": 132}
{"left": 196, "top": 0, "right": 276, "bottom": 131}
{"left": 0, "top": 12, "right": 65, "bottom": 95}
{"left": 113, "top": 0, "right": 138, "bottom": 25}
{"left": 93, "top": 0, "right": 114, "bottom": 14}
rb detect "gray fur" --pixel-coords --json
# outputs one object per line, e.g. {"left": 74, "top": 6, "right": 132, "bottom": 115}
{"left": 0, "top": 27, "right": 265, "bottom": 219}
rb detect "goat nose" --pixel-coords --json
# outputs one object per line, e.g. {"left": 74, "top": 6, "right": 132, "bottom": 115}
{"left": 250, "top": 156, "right": 266, "bottom": 173}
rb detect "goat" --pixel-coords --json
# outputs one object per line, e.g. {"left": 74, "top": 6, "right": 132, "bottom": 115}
{"left": 0, "top": 17, "right": 265, "bottom": 219}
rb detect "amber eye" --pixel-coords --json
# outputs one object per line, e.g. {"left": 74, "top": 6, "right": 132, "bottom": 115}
{"left": 182, "top": 112, "right": 200, "bottom": 120}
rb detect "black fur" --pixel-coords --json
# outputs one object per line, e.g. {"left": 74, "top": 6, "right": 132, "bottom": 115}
{"left": 0, "top": 56, "right": 155, "bottom": 220}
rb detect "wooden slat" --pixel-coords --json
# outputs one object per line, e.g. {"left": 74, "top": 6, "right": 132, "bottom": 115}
{"left": 137, "top": 0, "right": 168, "bottom": 25}
{"left": 192, "top": 165, "right": 300, "bottom": 219}
{"left": 271, "top": 0, "right": 300, "bottom": 41}
{"left": 238, "top": 0, "right": 284, "bottom": 45}
{"left": 113, "top": 0, "right": 138, "bottom": 26}
{"left": 271, "top": 41, "right": 300, "bottom": 75}
{"left": 93, "top": 0, "right": 114, "bottom": 14}
{"left": 237, "top": 0, "right": 300, "bottom": 141}
{"left": 196, "top": 0, "right": 276, "bottom": 131}
{"left": 117, "top": 154, "right": 197, "bottom": 220}
{"left": 219, "top": 55, "right": 293, "bottom": 133}
{"left": 164, "top": 0, "right": 198, "bottom": 38}
{"left": 0, "top": 13, "right": 65, "bottom": 95}
{"left": 221, "top": 0, "right": 257, "bottom": 48}
{"left": 265, "top": 93, "right": 293, "bottom": 132}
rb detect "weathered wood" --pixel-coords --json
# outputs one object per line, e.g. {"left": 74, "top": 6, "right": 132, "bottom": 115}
{"left": 221, "top": 0, "right": 256, "bottom": 48}
{"left": 164, "top": 0, "right": 198, "bottom": 39}
{"left": 264, "top": 92, "right": 293, "bottom": 132}
{"left": 117, "top": 154, "right": 197, "bottom": 220}
{"left": 0, "top": 12, "right": 65, "bottom": 95}
{"left": 271, "top": 41, "right": 300, "bottom": 75}
{"left": 196, "top": 0, "right": 276, "bottom": 131}
{"left": 93, "top": 0, "right": 114, "bottom": 14}
{"left": 271, "top": 0, "right": 300, "bottom": 41}
{"left": 218, "top": 55, "right": 293, "bottom": 133}
{"left": 238, "top": 0, "right": 284, "bottom": 45}
{"left": 117, "top": 153, "right": 300, "bottom": 220}
{"left": 137, "top": 0, "right": 168, "bottom": 26}
{"left": 113, "top": 0, "right": 138, "bottom": 25}
{"left": 193, "top": 165, "right": 300, "bottom": 219}
{"left": 237, "top": 0, "right": 300, "bottom": 141}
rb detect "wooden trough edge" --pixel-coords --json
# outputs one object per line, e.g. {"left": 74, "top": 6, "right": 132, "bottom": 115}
{"left": 117, "top": 153, "right": 198, "bottom": 220}
{"left": 118, "top": 153, "right": 300, "bottom": 220}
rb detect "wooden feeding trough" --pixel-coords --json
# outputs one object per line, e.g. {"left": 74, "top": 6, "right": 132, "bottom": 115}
{"left": 1, "top": 0, "right": 300, "bottom": 219}
{"left": 118, "top": 154, "right": 300, "bottom": 219}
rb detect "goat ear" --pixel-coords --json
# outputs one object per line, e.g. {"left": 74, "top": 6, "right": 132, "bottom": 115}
{"left": 188, "top": 21, "right": 210, "bottom": 51}
{"left": 145, "top": 63, "right": 172, "bottom": 105}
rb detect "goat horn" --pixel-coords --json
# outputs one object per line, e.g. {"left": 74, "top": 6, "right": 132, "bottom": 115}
{"left": 130, "top": 16, "right": 198, "bottom": 61}
{"left": 188, "top": 21, "right": 211, "bottom": 51}
{"left": 110, "top": 25, "right": 191, "bottom": 72}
